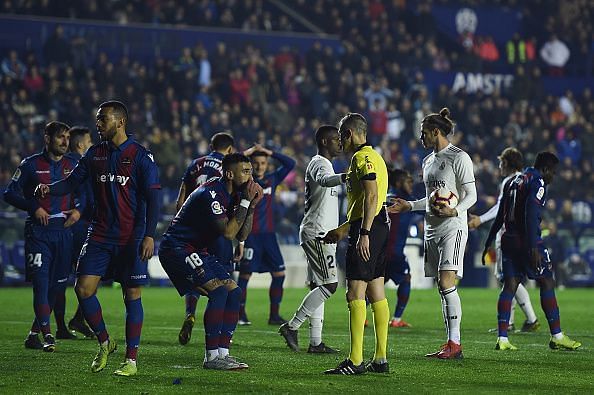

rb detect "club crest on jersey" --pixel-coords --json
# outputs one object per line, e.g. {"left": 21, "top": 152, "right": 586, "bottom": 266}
{"left": 121, "top": 157, "right": 132, "bottom": 165}
{"left": 211, "top": 201, "right": 223, "bottom": 215}
{"left": 263, "top": 187, "right": 272, "bottom": 195}
{"left": 439, "top": 162, "right": 446, "bottom": 170}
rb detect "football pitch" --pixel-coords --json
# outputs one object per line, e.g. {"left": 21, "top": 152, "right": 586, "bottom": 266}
{"left": 0, "top": 286, "right": 592, "bottom": 394}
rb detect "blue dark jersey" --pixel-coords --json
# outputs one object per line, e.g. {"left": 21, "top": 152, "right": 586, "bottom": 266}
{"left": 501, "top": 167, "right": 547, "bottom": 248}
{"left": 4, "top": 149, "right": 81, "bottom": 228}
{"left": 386, "top": 188, "right": 413, "bottom": 260}
{"left": 252, "top": 152, "right": 295, "bottom": 234}
{"left": 66, "top": 152, "right": 94, "bottom": 222}
{"left": 182, "top": 151, "right": 224, "bottom": 193}
{"left": 486, "top": 167, "right": 547, "bottom": 250}
{"left": 162, "top": 178, "right": 238, "bottom": 253}
{"left": 49, "top": 135, "right": 161, "bottom": 245}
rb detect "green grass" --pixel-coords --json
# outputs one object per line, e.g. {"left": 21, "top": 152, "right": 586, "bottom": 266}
{"left": 0, "top": 286, "right": 592, "bottom": 394}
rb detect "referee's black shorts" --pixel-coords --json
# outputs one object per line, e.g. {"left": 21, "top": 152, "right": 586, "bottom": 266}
{"left": 345, "top": 207, "right": 389, "bottom": 281}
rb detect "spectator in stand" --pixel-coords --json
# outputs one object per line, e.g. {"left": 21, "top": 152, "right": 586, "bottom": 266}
{"left": 42, "top": 25, "right": 72, "bottom": 67}
{"left": 540, "top": 34, "right": 571, "bottom": 76}
{"left": 1, "top": 50, "right": 26, "bottom": 80}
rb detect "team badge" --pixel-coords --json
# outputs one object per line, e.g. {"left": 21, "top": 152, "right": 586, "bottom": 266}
{"left": 439, "top": 162, "right": 446, "bottom": 170}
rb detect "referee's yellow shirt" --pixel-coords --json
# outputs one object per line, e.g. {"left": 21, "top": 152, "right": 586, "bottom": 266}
{"left": 345, "top": 144, "right": 388, "bottom": 222}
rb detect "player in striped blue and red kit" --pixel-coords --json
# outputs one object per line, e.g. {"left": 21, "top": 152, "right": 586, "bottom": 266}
{"left": 4, "top": 121, "right": 84, "bottom": 351}
{"left": 159, "top": 153, "right": 262, "bottom": 370}
{"left": 385, "top": 169, "right": 417, "bottom": 328}
{"left": 484, "top": 152, "right": 581, "bottom": 351}
{"left": 238, "top": 144, "right": 296, "bottom": 325}
{"left": 62, "top": 126, "right": 95, "bottom": 338}
{"left": 175, "top": 132, "right": 236, "bottom": 346}
{"left": 35, "top": 101, "right": 161, "bottom": 376}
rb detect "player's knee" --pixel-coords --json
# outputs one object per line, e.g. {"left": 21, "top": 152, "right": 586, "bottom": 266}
{"left": 123, "top": 287, "right": 142, "bottom": 301}
{"left": 322, "top": 282, "right": 338, "bottom": 294}
{"left": 75, "top": 282, "right": 94, "bottom": 299}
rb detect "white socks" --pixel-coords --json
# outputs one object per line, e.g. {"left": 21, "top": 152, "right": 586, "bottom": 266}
{"left": 515, "top": 283, "right": 538, "bottom": 323}
{"left": 309, "top": 303, "right": 324, "bottom": 346}
{"left": 288, "top": 286, "right": 331, "bottom": 330}
{"left": 441, "top": 287, "right": 462, "bottom": 344}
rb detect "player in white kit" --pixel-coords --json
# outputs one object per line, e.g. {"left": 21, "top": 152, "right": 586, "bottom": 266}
{"left": 279, "top": 125, "right": 344, "bottom": 353}
{"left": 468, "top": 147, "right": 539, "bottom": 333}
{"left": 389, "top": 108, "right": 476, "bottom": 359}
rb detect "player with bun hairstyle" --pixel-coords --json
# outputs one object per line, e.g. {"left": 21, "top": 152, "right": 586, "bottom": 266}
{"left": 389, "top": 108, "right": 476, "bottom": 359}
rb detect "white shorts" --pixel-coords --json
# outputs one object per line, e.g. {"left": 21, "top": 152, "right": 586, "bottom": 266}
{"left": 424, "top": 229, "right": 467, "bottom": 279}
{"left": 301, "top": 239, "right": 338, "bottom": 286}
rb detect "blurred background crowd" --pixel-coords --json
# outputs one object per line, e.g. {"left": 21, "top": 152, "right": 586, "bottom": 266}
{"left": 1, "top": 0, "right": 593, "bottom": 285}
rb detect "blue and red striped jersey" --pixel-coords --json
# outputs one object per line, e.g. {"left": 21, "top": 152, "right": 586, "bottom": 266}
{"left": 252, "top": 152, "right": 295, "bottom": 234}
{"left": 182, "top": 151, "right": 224, "bottom": 193}
{"left": 162, "top": 178, "right": 238, "bottom": 254}
{"left": 501, "top": 167, "right": 547, "bottom": 248}
{"left": 386, "top": 188, "right": 414, "bottom": 260}
{"left": 4, "top": 149, "right": 80, "bottom": 228}
{"left": 50, "top": 136, "right": 161, "bottom": 245}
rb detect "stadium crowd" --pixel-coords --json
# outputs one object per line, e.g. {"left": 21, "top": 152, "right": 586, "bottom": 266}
{"left": 0, "top": 0, "right": 593, "bottom": 249}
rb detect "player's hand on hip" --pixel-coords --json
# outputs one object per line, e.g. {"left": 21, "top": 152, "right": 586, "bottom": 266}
{"left": 387, "top": 197, "right": 411, "bottom": 214}
{"left": 34, "top": 184, "right": 49, "bottom": 198}
{"left": 468, "top": 214, "right": 481, "bottom": 229}
{"left": 140, "top": 236, "right": 154, "bottom": 261}
{"left": 357, "top": 235, "right": 370, "bottom": 262}
{"left": 63, "top": 208, "right": 81, "bottom": 227}
{"left": 34, "top": 207, "right": 50, "bottom": 226}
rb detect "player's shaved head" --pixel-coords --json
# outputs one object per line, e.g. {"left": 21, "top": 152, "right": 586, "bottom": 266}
{"left": 99, "top": 100, "right": 128, "bottom": 125}
{"left": 315, "top": 125, "right": 339, "bottom": 148}
{"left": 211, "top": 132, "right": 235, "bottom": 151}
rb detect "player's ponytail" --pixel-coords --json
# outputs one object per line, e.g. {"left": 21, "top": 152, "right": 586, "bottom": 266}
{"left": 423, "top": 107, "right": 455, "bottom": 136}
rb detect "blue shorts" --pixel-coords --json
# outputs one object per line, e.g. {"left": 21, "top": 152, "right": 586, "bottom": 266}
{"left": 501, "top": 236, "right": 553, "bottom": 280}
{"left": 24, "top": 225, "right": 72, "bottom": 286}
{"left": 158, "top": 243, "right": 231, "bottom": 296}
{"left": 385, "top": 254, "right": 410, "bottom": 285}
{"left": 239, "top": 232, "right": 285, "bottom": 273}
{"left": 77, "top": 239, "right": 149, "bottom": 286}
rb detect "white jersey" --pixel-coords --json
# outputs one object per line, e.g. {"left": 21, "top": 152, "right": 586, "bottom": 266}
{"left": 422, "top": 143, "right": 475, "bottom": 239}
{"left": 299, "top": 155, "right": 342, "bottom": 244}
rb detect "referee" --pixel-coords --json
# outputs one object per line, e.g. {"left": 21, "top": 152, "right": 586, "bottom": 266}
{"left": 323, "top": 113, "right": 390, "bottom": 375}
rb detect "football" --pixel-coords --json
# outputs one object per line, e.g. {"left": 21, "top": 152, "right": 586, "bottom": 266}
{"left": 429, "top": 188, "right": 459, "bottom": 209}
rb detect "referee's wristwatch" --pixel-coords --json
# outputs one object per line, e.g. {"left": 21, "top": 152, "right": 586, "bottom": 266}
{"left": 359, "top": 228, "right": 371, "bottom": 236}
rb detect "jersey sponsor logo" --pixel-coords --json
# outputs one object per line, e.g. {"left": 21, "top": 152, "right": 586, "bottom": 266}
{"left": 11, "top": 168, "right": 21, "bottom": 181}
{"left": 427, "top": 179, "right": 446, "bottom": 189}
{"left": 36, "top": 170, "right": 50, "bottom": 174}
{"left": 122, "top": 157, "right": 132, "bottom": 165}
{"left": 263, "top": 187, "right": 272, "bottom": 195}
{"left": 211, "top": 201, "right": 223, "bottom": 215}
{"left": 98, "top": 173, "right": 130, "bottom": 186}
{"left": 93, "top": 156, "right": 108, "bottom": 161}
{"left": 536, "top": 187, "right": 545, "bottom": 200}
{"left": 130, "top": 274, "right": 147, "bottom": 280}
